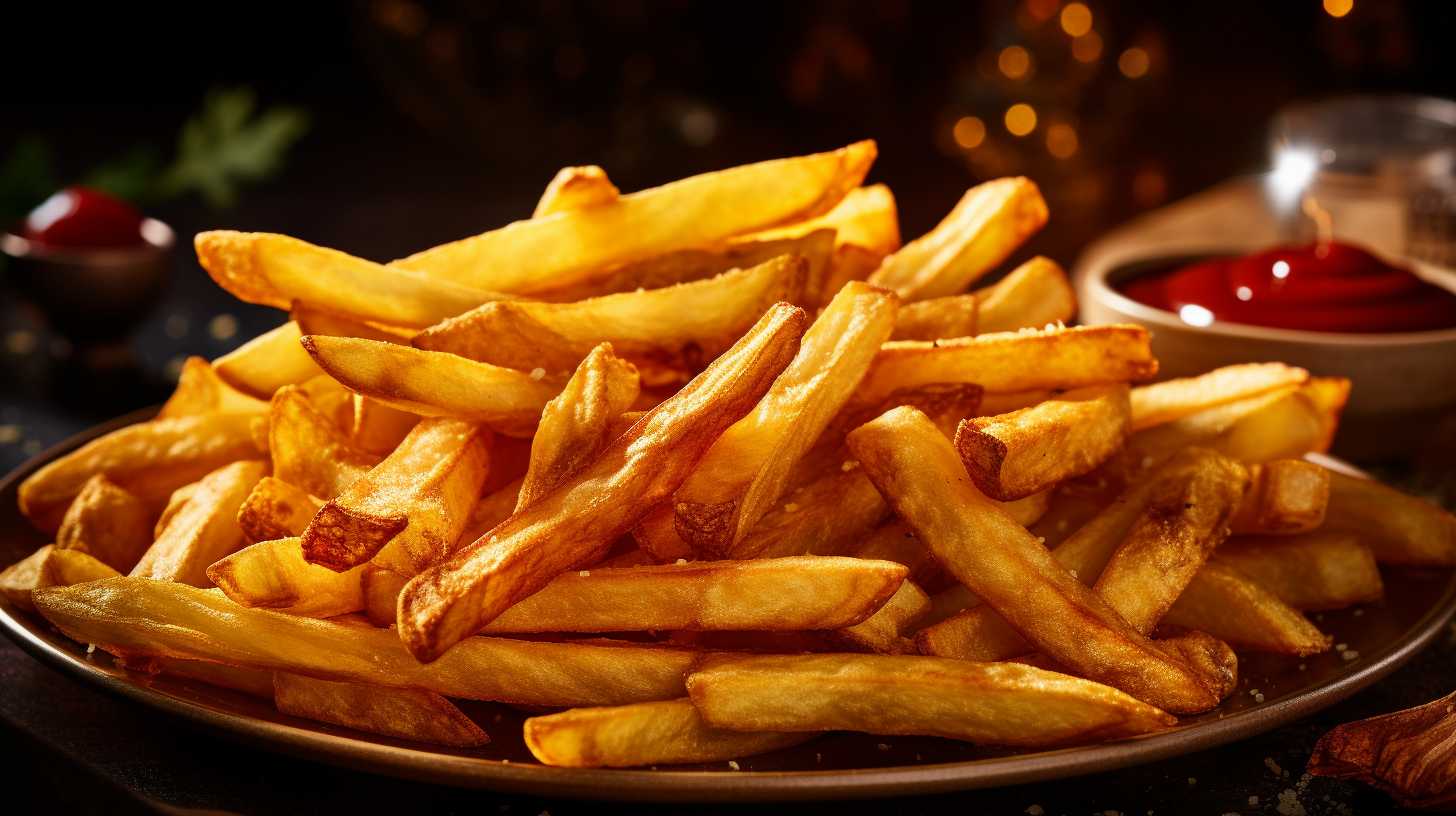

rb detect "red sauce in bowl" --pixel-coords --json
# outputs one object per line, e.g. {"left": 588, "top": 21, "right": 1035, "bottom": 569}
{"left": 22, "top": 186, "right": 146, "bottom": 249}
{"left": 1118, "top": 241, "right": 1456, "bottom": 334}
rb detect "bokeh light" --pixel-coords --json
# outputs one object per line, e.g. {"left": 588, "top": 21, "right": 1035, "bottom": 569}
{"left": 1005, "top": 103, "right": 1038, "bottom": 136}
{"left": 1059, "top": 3, "right": 1093, "bottom": 37}
{"left": 1046, "top": 123, "right": 1079, "bottom": 158}
{"left": 1323, "top": 0, "right": 1354, "bottom": 18}
{"left": 998, "top": 45, "right": 1033, "bottom": 80}
{"left": 953, "top": 115, "right": 986, "bottom": 149}
{"left": 1118, "top": 47, "right": 1150, "bottom": 78}
{"left": 1071, "top": 31, "right": 1103, "bottom": 63}
{"left": 1025, "top": 0, "right": 1059, "bottom": 22}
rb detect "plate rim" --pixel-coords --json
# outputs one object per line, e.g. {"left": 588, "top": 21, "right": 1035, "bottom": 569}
{"left": 3, "top": 408, "right": 1454, "bottom": 802}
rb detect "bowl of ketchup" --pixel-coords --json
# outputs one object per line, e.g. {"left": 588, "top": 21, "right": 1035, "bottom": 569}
{"left": 1, "top": 187, "right": 174, "bottom": 344}
{"left": 1080, "top": 240, "right": 1456, "bottom": 459}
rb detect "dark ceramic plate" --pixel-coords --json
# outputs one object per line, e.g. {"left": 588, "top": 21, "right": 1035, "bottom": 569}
{"left": 2, "top": 410, "right": 1454, "bottom": 802}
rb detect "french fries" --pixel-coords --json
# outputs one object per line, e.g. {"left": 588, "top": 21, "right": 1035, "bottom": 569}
{"left": 1216, "top": 533, "right": 1384, "bottom": 611}
{"left": 131, "top": 460, "right": 265, "bottom": 586}
{"left": 54, "top": 474, "right": 154, "bottom": 572}
{"left": 751, "top": 183, "right": 900, "bottom": 256}
{"left": 213, "top": 321, "right": 323, "bottom": 398}
{"left": 1130, "top": 363, "right": 1310, "bottom": 431}
{"left": 398, "top": 304, "right": 807, "bottom": 661}
{"left": 1323, "top": 469, "right": 1456, "bottom": 566}
{"left": 0, "top": 545, "right": 120, "bottom": 611}
{"left": 274, "top": 673, "right": 489, "bottom": 747}
{"left": 525, "top": 699, "right": 808, "bottom": 768}
{"left": 1164, "top": 561, "right": 1331, "bottom": 656}
{"left": 831, "top": 579, "right": 929, "bottom": 654}
{"left": 160, "top": 357, "right": 269, "bottom": 418}
{"left": 1230, "top": 459, "right": 1330, "bottom": 535}
{"left": 972, "top": 256, "right": 1076, "bottom": 334}
{"left": 534, "top": 165, "right": 620, "bottom": 217}
{"left": 268, "top": 386, "right": 381, "bottom": 499}
{"left": 208, "top": 537, "right": 367, "bottom": 617}
{"left": 891, "top": 294, "right": 978, "bottom": 341}
{"left": 237, "top": 477, "right": 323, "bottom": 543}
{"left": 349, "top": 397, "right": 419, "bottom": 455}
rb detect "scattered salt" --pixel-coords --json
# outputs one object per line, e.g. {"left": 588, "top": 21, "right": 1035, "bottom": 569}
{"left": 1341, "top": 649, "right": 1359, "bottom": 661}
{"left": 529, "top": 367, "right": 546, "bottom": 380}
{"left": 727, "top": 761, "right": 740, "bottom": 771}
{"left": 675, "top": 558, "right": 688, "bottom": 565}
{"left": 876, "top": 743, "right": 889, "bottom": 752}
{"left": 578, "top": 570, "right": 590, "bottom": 577}
{"left": 784, "top": 503, "right": 800, "bottom": 512}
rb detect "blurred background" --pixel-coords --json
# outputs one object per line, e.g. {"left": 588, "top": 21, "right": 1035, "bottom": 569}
{"left": 1, "top": 0, "right": 1452, "bottom": 470}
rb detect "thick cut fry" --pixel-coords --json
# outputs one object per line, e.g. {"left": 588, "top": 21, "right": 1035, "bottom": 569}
{"left": 868, "top": 178, "right": 1048, "bottom": 301}
{"left": 1212, "top": 378, "right": 1349, "bottom": 463}
{"left": 1112, "top": 385, "right": 1301, "bottom": 481}
{"left": 274, "top": 673, "right": 488, "bottom": 747}
{"left": 534, "top": 165, "right": 620, "bottom": 217}
{"left": 674, "top": 282, "right": 897, "bottom": 554}
{"left": 155, "top": 483, "right": 199, "bottom": 538}
{"left": 36, "top": 578, "right": 699, "bottom": 706}
{"left": 295, "top": 374, "right": 355, "bottom": 431}
{"left": 462, "top": 477, "right": 524, "bottom": 543}
{"left": 1164, "top": 562, "right": 1331, "bottom": 656}
{"left": 483, "top": 557, "right": 905, "bottom": 633}
{"left": 852, "top": 522, "right": 942, "bottom": 587}
{"left": 1322, "top": 469, "right": 1456, "bottom": 566}
{"left": 362, "top": 567, "right": 408, "bottom": 627}
{"left": 732, "top": 467, "right": 890, "bottom": 559}
{"left": 391, "top": 141, "right": 876, "bottom": 295}
{"left": 751, "top": 183, "right": 900, "bottom": 255}
{"left": 413, "top": 255, "right": 807, "bottom": 375}
{"left": 208, "top": 537, "right": 367, "bottom": 617}
{"left": 268, "top": 386, "right": 381, "bottom": 499}
{"left": 955, "top": 385, "right": 1131, "bottom": 501}
{"left": 118, "top": 654, "right": 275, "bottom": 699}
{"left": 1216, "top": 533, "right": 1384, "bottom": 611}
{"left": 290, "top": 301, "right": 414, "bottom": 344}
{"left": 849, "top": 407, "right": 1223, "bottom": 714}
{"left": 687, "top": 653, "right": 1174, "bottom": 746}
{"left": 398, "top": 304, "right": 807, "bottom": 661}
{"left": 237, "top": 477, "right": 323, "bottom": 543}
{"left": 131, "top": 460, "right": 265, "bottom": 586}
{"left": 517, "top": 344, "right": 640, "bottom": 511}
{"left": 525, "top": 699, "right": 808, "bottom": 768}
{"left": 831, "top": 579, "right": 929, "bottom": 654}
{"left": 19, "top": 413, "right": 264, "bottom": 533}
{"left": 858, "top": 324, "right": 1156, "bottom": 405}
{"left": 303, "top": 418, "right": 491, "bottom": 575}
{"left": 1130, "top": 363, "right": 1310, "bottom": 431}
{"left": 349, "top": 397, "right": 418, "bottom": 455}
{"left": 972, "top": 256, "right": 1077, "bottom": 334}
{"left": 633, "top": 504, "right": 695, "bottom": 563}
{"left": 301, "top": 336, "right": 564, "bottom": 437}
{"left": 159, "top": 357, "right": 269, "bottom": 418}
{"left": 55, "top": 475, "right": 154, "bottom": 572}
{"left": 1230, "top": 460, "right": 1330, "bottom": 535}
{"left": 0, "top": 546, "right": 121, "bottom": 611}
{"left": 891, "top": 294, "right": 977, "bottom": 341}
{"left": 195, "top": 231, "right": 506, "bottom": 328}
{"left": 212, "top": 321, "right": 324, "bottom": 398}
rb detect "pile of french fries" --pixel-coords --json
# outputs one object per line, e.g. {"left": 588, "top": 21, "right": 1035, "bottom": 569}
{"left": 5, "top": 141, "right": 1455, "bottom": 768}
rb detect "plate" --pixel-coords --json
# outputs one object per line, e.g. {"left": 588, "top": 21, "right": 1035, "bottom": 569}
{"left": 2, "top": 409, "right": 1454, "bottom": 802}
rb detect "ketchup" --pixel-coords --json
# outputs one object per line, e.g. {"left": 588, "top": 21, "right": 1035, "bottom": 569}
{"left": 1119, "top": 241, "right": 1456, "bottom": 333}
{"left": 22, "top": 186, "right": 146, "bottom": 248}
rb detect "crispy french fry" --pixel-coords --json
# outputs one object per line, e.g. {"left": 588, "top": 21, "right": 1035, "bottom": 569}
{"left": 674, "top": 282, "right": 897, "bottom": 555}
{"left": 303, "top": 418, "right": 491, "bottom": 575}
{"left": 118, "top": 654, "right": 275, "bottom": 698}
{"left": 1112, "top": 385, "right": 1301, "bottom": 481}
{"left": 36, "top": 578, "right": 701, "bottom": 706}
{"left": 922, "top": 583, "right": 981, "bottom": 627}
{"left": 857, "top": 324, "right": 1157, "bottom": 405}
{"left": 534, "top": 165, "right": 621, "bottom": 217}
{"left": 413, "top": 255, "right": 807, "bottom": 375}
{"left": 132, "top": 460, "right": 265, "bottom": 586}
{"left": 1130, "top": 363, "right": 1310, "bottom": 431}
{"left": 732, "top": 467, "right": 890, "bottom": 560}
{"left": 525, "top": 698, "right": 807, "bottom": 768}
{"left": 155, "top": 483, "right": 199, "bottom": 539}
{"left": 301, "top": 336, "right": 564, "bottom": 437}
{"left": 398, "top": 303, "right": 807, "bottom": 661}
{"left": 1230, "top": 459, "right": 1330, "bottom": 535}
{"left": 237, "top": 477, "right": 322, "bottom": 543}
{"left": 868, "top": 178, "right": 1048, "bottom": 301}
{"left": 295, "top": 374, "right": 355, "bottom": 431}
{"left": 1217, "top": 533, "right": 1384, "bottom": 611}
{"left": 362, "top": 567, "right": 408, "bottom": 627}
{"left": 891, "top": 294, "right": 977, "bottom": 341}
{"left": 482, "top": 557, "right": 905, "bottom": 633}
{"left": 1163, "top": 561, "right": 1330, "bottom": 656}
{"left": 972, "top": 256, "right": 1076, "bottom": 334}
{"left": 687, "top": 653, "right": 1173, "bottom": 746}
{"left": 632, "top": 504, "right": 695, "bottom": 563}
{"left": 290, "top": 301, "right": 414, "bottom": 344}
{"left": 19, "top": 413, "right": 264, "bottom": 534}
{"left": 274, "top": 673, "right": 489, "bottom": 747}
{"left": 517, "top": 344, "right": 640, "bottom": 511}
{"left": 160, "top": 357, "right": 269, "bottom": 418}
{"left": 392, "top": 141, "right": 876, "bottom": 296}
{"left": 348, "top": 396, "right": 418, "bottom": 456}
{"left": 195, "top": 231, "right": 506, "bottom": 328}
{"left": 849, "top": 407, "right": 1223, "bottom": 714}
{"left": 55, "top": 475, "right": 154, "bottom": 572}
{"left": 462, "top": 476, "right": 523, "bottom": 544}
{"left": 212, "top": 321, "right": 324, "bottom": 399}
{"left": 852, "top": 522, "right": 942, "bottom": 587}
{"left": 268, "top": 386, "right": 380, "bottom": 499}
{"left": 751, "top": 183, "right": 900, "bottom": 256}
{"left": 831, "top": 579, "right": 929, "bottom": 654}
{"left": 1321, "top": 469, "right": 1456, "bottom": 567}
{"left": 1, "top": 546, "right": 121, "bottom": 611}
{"left": 955, "top": 385, "right": 1131, "bottom": 501}
{"left": 208, "top": 537, "right": 366, "bottom": 617}
{"left": 1212, "top": 378, "right": 1349, "bottom": 463}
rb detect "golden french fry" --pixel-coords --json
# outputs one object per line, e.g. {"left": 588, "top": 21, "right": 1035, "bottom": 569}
{"left": 922, "top": 583, "right": 982, "bottom": 627}
{"left": 0, "top": 545, "right": 121, "bottom": 611}
{"left": 687, "top": 653, "right": 1173, "bottom": 746}
{"left": 868, "top": 178, "right": 1048, "bottom": 301}
{"left": 132, "top": 460, "right": 266, "bottom": 586}
{"left": 118, "top": 654, "right": 275, "bottom": 698}
{"left": 972, "top": 256, "right": 1076, "bottom": 334}
{"left": 525, "top": 698, "right": 807, "bottom": 768}
{"left": 268, "top": 386, "right": 381, "bottom": 499}
{"left": 1130, "top": 363, "right": 1310, "bottom": 431}
{"left": 852, "top": 522, "right": 942, "bottom": 587}
{"left": 831, "top": 579, "right": 929, "bottom": 654}
{"left": 1112, "top": 385, "right": 1301, "bottom": 481}
{"left": 858, "top": 324, "right": 1157, "bottom": 405}
{"left": 632, "top": 504, "right": 695, "bottom": 563}
{"left": 155, "top": 482, "right": 199, "bottom": 538}
{"left": 483, "top": 556, "right": 905, "bottom": 633}
{"left": 35, "top": 578, "right": 701, "bottom": 707}
{"left": 303, "top": 418, "right": 491, "bottom": 575}
{"left": 19, "top": 413, "right": 264, "bottom": 534}
{"left": 731, "top": 467, "right": 890, "bottom": 560}
{"left": 208, "top": 537, "right": 366, "bottom": 617}
{"left": 195, "top": 231, "right": 506, "bottom": 328}
{"left": 534, "top": 165, "right": 621, "bottom": 217}
{"left": 955, "top": 385, "right": 1131, "bottom": 501}
{"left": 751, "top": 183, "right": 900, "bottom": 256}
{"left": 391, "top": 141, "right": 876, "bottom": 296}
{"left": 290, "top": 300, "right": 414, "bottom": 344}
{"left": 674, "top": 282, "right": 897, "bottom": 555}
{"left": 891, "top": 294, "right": 977, "bottom": 341}
{"left": 295, "top": 374, "right": 355, "bottom": 431}
{"left": 517, "top": 344, "right": 640, "bottom": 511}
{"left": 1217, "top": 533, "right": 1384, "bottom": 611}
{"left": 1322, "top": 469, "right": 1456, "bottom": 566}
{"left": 362, "top": 567, "right": 408, "bottom": 627}
{"left": 301, "top": 336, "right": 564, "bottom": 437}
{"left": 461, "top": 476, "right": 524, "bottom": 544}
{"left": 159, "top": 357, "right": 269, "bottom": 418}
{"left": 348, "top": 396, "right": 418, "bottom": 456}
{"left": 55, "top": 474, "right": 154, "bottom": 572}
{"left": 274, "top": 672, "right": 489, "bottom": 747}
{"left": 413, "top": 255, "right": 807, "bottom": 375}
{"left": 1164, "top": 561, "right": 1330, "bottom": 656}
{"left": 849, "top": 406, "right": 1223, "bottom": 714}
{"left": 1212, "top": 378, "right": 1349, "bottom": 463}
{"left": 212, "top": 321, "right": 323, "bottom": 399}
{"left": 1230, "top": 459, "right": 1330, "bottom": 535}
{"left": 398, "top": 303, "right": 807, "bottom": 661}
{"left": 237, "top": 477, "right": 322, "bottom": 543}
